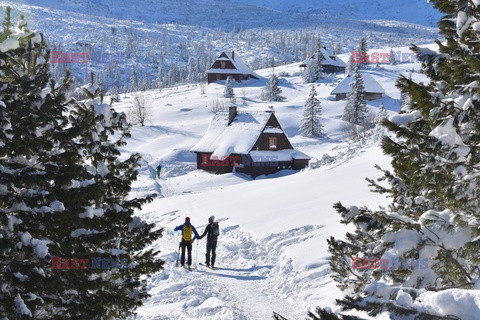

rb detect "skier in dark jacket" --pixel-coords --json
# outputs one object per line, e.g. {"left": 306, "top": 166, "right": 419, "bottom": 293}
{"left": 174, "top": 217, "right": 199, "bottom": 269}
{"left": 198, "top": 215, "right": 219, "bottom": 268}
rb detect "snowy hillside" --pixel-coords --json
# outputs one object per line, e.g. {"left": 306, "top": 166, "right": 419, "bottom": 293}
{"left": 96, "top": 46, "right": 432, "bottom": 319}
{"left": 234, "top": 0, "right": 442, "bottom": 27}
{"left": 3, "top": 1, "right": 438, "bottom": 92}
{"left": 15, "top": 0, "right": 442, "bottom": 28}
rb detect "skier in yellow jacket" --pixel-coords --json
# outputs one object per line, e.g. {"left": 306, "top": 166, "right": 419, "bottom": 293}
{"left": 174, "top": 217, "right": 199, "bottom": 270}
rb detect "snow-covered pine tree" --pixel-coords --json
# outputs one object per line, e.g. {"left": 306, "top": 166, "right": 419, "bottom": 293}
{"left": 130, "top": 63, "right": 139, "bottom": 92}
{"left": 303, "top": 49, "right": 324, "bottom": 83}
{"left": 302, "top": 58, "right": 319, "bottom": 84}
{"left": 314, "top": 0, "right": 480, "bottom": 318}
{"left": 334, "top": 43, "right": 343, "bottom": 55}
{"left": 358, "top": 37, "right": 368, "bottom": 68}
{"left": 374, "top": 102, "right": 388, "bottom": 126}
{"left": 345, "top": 54, "right": 353, "bottom": 76}
{"left": 300, "top": 85, "right": 324, "bottom": 137}
{"left": 262, "top": 74, "right": 285, "bottom": 102}
{"left": 342, "top": 64, "right": 367, "bottom": 126}
{"left": 388, "top": 48, "right": 397, "bottom": 65}
{"left": 223, "top": 76, "right": 235, "bottom": 99}
{"left": 0, "top": 11, "right": 163, "bottom": 318}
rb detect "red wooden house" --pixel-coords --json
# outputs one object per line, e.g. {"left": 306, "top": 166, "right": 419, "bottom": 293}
{"left": 206, "top": 51, "right": 260, "bottom": 84}
{"left": 190, "top": 106, "right": 310, "bottom": 177}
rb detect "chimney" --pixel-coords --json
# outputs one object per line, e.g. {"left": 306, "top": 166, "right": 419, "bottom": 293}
{"left": 228, "top": 106, "right": 237, "bottom": 125}
{"left": 232, "top": 51, "right": 235, "bottom": 60}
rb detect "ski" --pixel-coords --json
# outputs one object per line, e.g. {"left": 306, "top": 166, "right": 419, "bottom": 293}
{"left": 199, "top": 263, "right": 216, "bottom": 270}
{"left": 179, "top": 265, "right": 193, "bottom": 271}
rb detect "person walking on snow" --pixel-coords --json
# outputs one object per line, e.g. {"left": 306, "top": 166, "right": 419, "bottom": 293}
{"left": 198, "top": 216, "right": 220, "bottom": 268}
{"left": 174, "top": 217, "right": 199, "bottom": 270}
{"left": 156, "top": 164, "right": 162, "bottom": 178}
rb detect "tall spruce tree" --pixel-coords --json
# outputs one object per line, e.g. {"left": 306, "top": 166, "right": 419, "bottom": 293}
{"left": 0, "top": 10, "right": 163, "bottom": 318}
{"left": 262, "top": 74, "right": 285, "bottom": 102}
{"left": 342, "top": 64, "right": 367, "bottom": 126}
{"left": 345, "top": 54, "right": 354, "bottom": 76}
{"left": 314, "top": 0, "right": 480, "bottom": 318}
{"left": 300, "top": 85, "right": 324, "bottom": 137}
{"left": 303, "top": 47, "right": 325, "bottom": 84}
{"left": 358, "top": 37, "right": 368, "bottom": 68}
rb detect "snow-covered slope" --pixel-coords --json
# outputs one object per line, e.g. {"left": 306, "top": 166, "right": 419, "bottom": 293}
{"left": 101, "top": 46, "right": 432, "bottom": 319}
{"left": 3, "top": 1, "right": 438, "bottom": 92}
{"left": 234, "top": 0, "right": 442, "bottom": 27}
{"left": 17, "top": 0, "right": 442, "bottom": 29}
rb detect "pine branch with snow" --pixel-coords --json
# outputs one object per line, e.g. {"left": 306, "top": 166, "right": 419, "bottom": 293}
{"left": 316, "top": 0, "right": 480, "bottom": 318}
{"left": 0, "top": 11, "right": 164, "bottom": 319}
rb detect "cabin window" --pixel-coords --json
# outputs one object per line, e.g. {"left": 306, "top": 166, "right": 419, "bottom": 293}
{"left": 216, "top": 74, "right": 221, "bottom": 80}
{"left": 269, "top": 137, "right": 277, "bottom": 149}
{"left": 221, "top": 61, "right": 226, "bottom": 69}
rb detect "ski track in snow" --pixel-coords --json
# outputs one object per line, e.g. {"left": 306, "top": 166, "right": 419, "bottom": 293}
{"left": 126, "top": 111, "right": 387, "bottom": 319}
{"left": 115, "top": 52, "right": 416, "bottom": 318}
{"left": 132, "top": 159, "right": 329, "bottom": 319}
{"left": 136, "top": 222, "right": 325, "bottom": 320}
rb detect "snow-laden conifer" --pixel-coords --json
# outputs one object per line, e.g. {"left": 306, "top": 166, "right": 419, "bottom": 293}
{"left": 0, "top": 10, "right": 163, "bottom": 318}
{"left": 262, "top": 74, "right": 285, "bottom": 102}
{"left": 300, "top": 85, "right": 324, "bottom": 137}
{"left": 315, "top": 0, "right": 480, "bottom": 318}
{"left": 223, "top": 76, "right": 235, "bottom": 99}
{"left": 342, "top": 64, "right": 367, "bottom": 126}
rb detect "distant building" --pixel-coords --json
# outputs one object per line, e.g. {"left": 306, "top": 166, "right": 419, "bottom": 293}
{"left": 190, "top": 106, "right": 310, "bottom": 177}
{"left": 299, "top": 47, "right": 346, "bottom": 74}
{"left": 330, "top": 73, "right": 385, "bottom": 100}
{"left": 206, "top": 51, "right": 260, "bottom": 84}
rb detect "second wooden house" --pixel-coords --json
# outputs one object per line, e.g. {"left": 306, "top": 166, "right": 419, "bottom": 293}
{"left": 299, "top": 47, "right": 346, "bottom": 74}
{"left": 206, "top": 51, "right": 260, "bottom": 84}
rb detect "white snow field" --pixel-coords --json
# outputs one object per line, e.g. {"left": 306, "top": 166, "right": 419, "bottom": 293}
{"left": 102, "top": 49, "right": 435, "bottom": 319}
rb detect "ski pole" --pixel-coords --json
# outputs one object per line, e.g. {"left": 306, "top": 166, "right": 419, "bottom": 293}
{"left": 176, "top": 241, "right": 181, "bottom": 267}
{"left": 195, "top": 240, "right": 198, "bottom": 269}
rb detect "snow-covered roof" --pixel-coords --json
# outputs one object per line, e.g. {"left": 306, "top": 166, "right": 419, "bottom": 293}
{"left": 207, "top": 51, "right": 260, "bottom": 78}
{"left": 190, "top": 110, "right": 273, "bottom": 157}
{"left": 330, "top": 73, "right": 385, "bottom": 95}
{"left": 301, "top": 48, "right": 346, "bottom": 68}
{"left": 263, "top": 127, "right": 283, "bottom": 134}
{"left": 207, "top": 68, "right": 255, "bottom": 75}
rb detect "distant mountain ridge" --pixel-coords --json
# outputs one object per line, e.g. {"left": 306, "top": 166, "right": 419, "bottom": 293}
{"left": 233, "top": 0, "right": 442, "bottom": 27}
{"left": 20, "top": 0, "right": 441, "bottom": 29}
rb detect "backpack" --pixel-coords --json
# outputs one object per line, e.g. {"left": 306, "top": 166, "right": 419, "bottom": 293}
{"left": 183, "top": 224, "right": 193, "bottom": 241}
{"left": 212, "top": 222, "right": 219, "bottom": 237}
